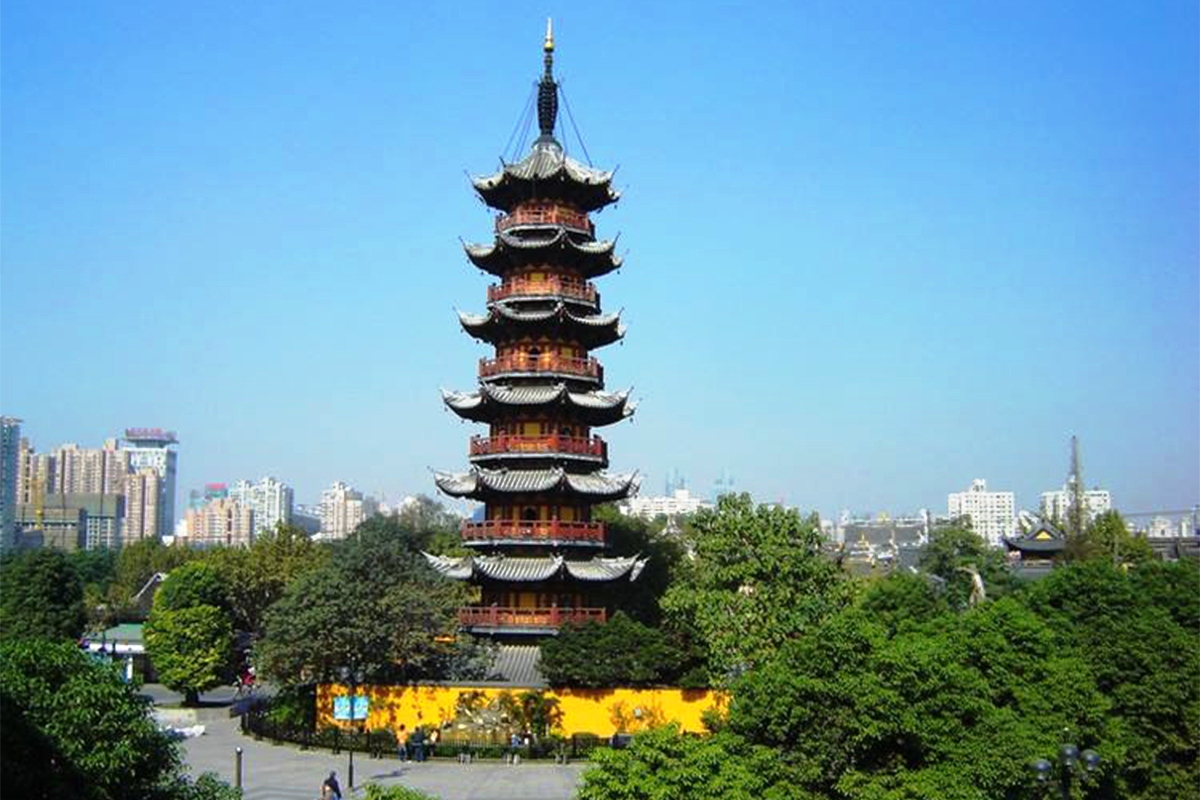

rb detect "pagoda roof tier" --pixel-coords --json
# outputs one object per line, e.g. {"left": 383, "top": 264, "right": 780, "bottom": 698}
{"left": 473, "top": 139, "right": 619, "bottom": 213}
{"left": 464, "top": 230, "right": 622, "bottom": 278}
{"left": 433, "top": 466, "right": 639, "bottom": 502}
{"left": 458, "top": 303, "right": 624, "bottom": 349}
{"left": 441, "top": 384, "right": 636, "bottom": 426}
{"left": 422, "top": 552, "right": 648, "bottom": 583}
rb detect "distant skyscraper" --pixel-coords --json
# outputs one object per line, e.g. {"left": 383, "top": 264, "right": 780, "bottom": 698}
{"left": 124, "top": 468, "right": 161, "bottom": 542}
{"left": 319, "top": 481, "right": 376, "bottom": 539}
{"left": 122, "top": 428, "right": 178, "bottom": 539}
{"left": 947, "top": 479, "right": 1015, "bottom": 546}
{"left": 711, "top": 469, "right": 735, "bottom": 502}
{"left": 1039, "top": 486, "right": 1112, "bottom": 525}
{"left": 183, "top": 496, "right": 254, "bottom": 547}
{"left": 0, "top": 417, "right": 20, "bottom": 549}
{"left": 229, "top": 476, "right": 293, "bottom": 537}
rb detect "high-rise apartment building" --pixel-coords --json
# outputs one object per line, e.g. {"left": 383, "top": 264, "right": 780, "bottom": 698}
{"left": 319, "top": 481, "right": 376, "bottom": 539}
{"left": 229, "top": 476, "right": 293, "bottom": 537}
{"left": 947, "top": 479, "right": 1015, "bottom": 546}
{"left": 50, "top": 439, "right": 128, "bottom": 495}
{"left": 0, "top": 417, "right": 20, "bottom": 549}
{"left": 122, "top": 429, "right": 177, "bottom": 540}
{"left": 124, "top": 468, "right": 161, "bottom": 542}
{"left": 183, "top": 497, "right": 254, "bottom": 548}
{"left": 1039, "top": 486, "right": 1112, "bottom": 525}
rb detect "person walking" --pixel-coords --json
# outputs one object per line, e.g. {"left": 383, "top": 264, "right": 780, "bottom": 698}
{"left": 321, "top": 770, "right": 342, "bottom": 800}
{"left": 411, "top": 726, "right": 426, "bottom": 763}
{"left": 396, "top": 724, "right": 409, "bottom": 762}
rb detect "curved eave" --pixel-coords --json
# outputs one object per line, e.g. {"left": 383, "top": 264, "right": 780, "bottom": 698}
{"left": 471, "top": 144, "right": 619, "bottom": 214}
{"left": 463, "top": 232, "right": 622, "bottom": 279}
{"left": 1002, "top": 536, "right": 1066, "bottom": 554}
{"left": 433, "top": 467, "right": 639, "bottom": 503}
{"left": 458, "top": 305, "right": 624, "bottom": 349}
{"left": 441, "top": 386, "right": 636, "bottom": 427}
{"left": 423, "top": 553, "right": 647, "bottom": 583}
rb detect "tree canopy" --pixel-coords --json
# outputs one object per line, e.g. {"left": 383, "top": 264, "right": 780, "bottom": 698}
{"left": 256, "top": 517, "right": 483, "bottom": 686}
{"left": 0, "top": 637, "right": 236, "bottom": 799}
{"left": 539, "top": 611, "right": 702, "bottom": 688}
{"left": 660, "top": 493, "right": 848, "bottom": 681}
{"left": 0, "top": 547, "right": 86, "bottom": 641}
{"left": 145, "top": 604, "right": 234, "bottom": 706}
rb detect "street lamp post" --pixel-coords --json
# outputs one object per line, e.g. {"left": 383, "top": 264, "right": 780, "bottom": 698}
{"left": 1032, "top": 734, "right": 1102, "bottom": 798}
{"left": 341, "top": 667, "right": 365, "bottom": 791}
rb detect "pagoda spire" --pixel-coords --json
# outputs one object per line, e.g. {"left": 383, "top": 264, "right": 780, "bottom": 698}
{"left": 537, "top": 18, "right": 558, "bottom": 142}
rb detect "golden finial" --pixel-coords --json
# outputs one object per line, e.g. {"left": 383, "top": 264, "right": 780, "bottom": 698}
{"left": 544, "top": 17, "right": 555, "bottom": 53}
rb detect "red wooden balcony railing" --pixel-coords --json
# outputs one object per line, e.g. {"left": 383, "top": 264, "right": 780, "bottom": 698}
{"left": 479, "top": 354, "right": 602, "bottom": 380}
{"left": 469, "top": 434, "right": 606, "bottom": 459}
{"left": 488, "top": 276, "right": 598, "bottom": 305}
{"left": 496, "top": 204, "right": 593, "bottom": 236}
{"left": 459, "top": 606, "right": 607, "bottom": 629}
{"left": 460, "top": 519, "right": 606, "bottom": 544}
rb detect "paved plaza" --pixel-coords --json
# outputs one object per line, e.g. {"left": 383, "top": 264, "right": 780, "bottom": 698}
{"left": 146, "top": 687, "right": 587, "bottom": 800}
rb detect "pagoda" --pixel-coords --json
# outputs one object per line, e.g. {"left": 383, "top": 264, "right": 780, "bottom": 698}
{"left": 429, "top": 22, "right": 644, "bottom": 637}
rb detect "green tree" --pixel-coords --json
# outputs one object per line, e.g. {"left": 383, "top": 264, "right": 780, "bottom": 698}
{"left": 1, "top": 638, "right": 239, "bottom": 800}
{"left": 858, "top": 570, "right": 950, "bottom": 634}
{"left": 661, "top": 493, "right": 848, "bottom": 681}
{"left": 1, "top": 637, "right": 179, "bottom": 798}
{"left": 145, "top": 605, "right": 233, "bottom": 706}
{"left": 578, "top": 724, "right": 804, "bottom": 800}
{"left": 256, "top": 520, "right": 475, "bottom": 687}
{"left": 592, "top": 504, "right": 687, "bottom": 626}
{"left": 1064, "top": 510, "right": 1154, "bottom": 566}
{"left": 539, "top": 611, "right": 694, "bottom": 688}
{"left": 918, "top": 522, "right": 1014, "bottom": 608}
{"left": 206, "top": 523, "right": 327, "bottom": 635}
{"left": 0, "top": 548, "right": 86, "bottom": 641}
{"left": 109, "top": 538, "right": 200, "bottom": 620}
{"left": 154, "top": 561, "right": 228, "bottom": 614}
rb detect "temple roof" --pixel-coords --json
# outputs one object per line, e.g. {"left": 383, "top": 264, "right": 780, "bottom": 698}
{"left": 464, "top": 230, "right": 622, "bottom": 278}
{"left": 1004, "top": 517, "right": 1067, "bottom": 555}
{"left": 433, "top": 466, "right": 639, "bottom": 502}
{"left": 473, "top": 140, "right": 619, "bottom": 214}
{"left": 441, "top": 384, "right": 635, "bottom": 426}
{"left": 423, "top": 552, "right": 647, "bottom": 583}
{"left": 458, "top": 303, "right": 624, "bottom": 349}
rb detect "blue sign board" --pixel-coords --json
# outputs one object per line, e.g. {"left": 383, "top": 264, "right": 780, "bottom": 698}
{"left": 333, "top": 695, "right": 369, "bottom": 721}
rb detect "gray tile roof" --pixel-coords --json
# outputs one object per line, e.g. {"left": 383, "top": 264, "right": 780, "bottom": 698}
{"left": 463, "top": 230, "right": 622, "bottom": 278}
{"left": 433, "top": 467, "right": 639, "bottom": 501}
{"left": 487, "top": 644, "right": 545, "bottom": 687}
{"left": 440, "top": 385, "right": 635, "bottom": 427}
{"left": 457, "top": 303, "right": 624, "bottom": 349}
{"left": 422, "top": 553, "right": 647, "bottom": 584}
{"left": 472, "top": 140, "right": 619, "bottom": 213}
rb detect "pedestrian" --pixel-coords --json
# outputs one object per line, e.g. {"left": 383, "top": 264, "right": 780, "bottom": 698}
{"left": 396, "top": 724, "right": 409, "bottom": 762}
{"left": 411, "top": 726, "right": 426, "bottom": 763}
{"left": 509, "top": 730, "right": 522, "bottom": 765}
{"left": 321, "top": 770, "right": 342, "bottom": 800}
{"left": 428, "top": 726, "right": 440, "bottom": 759}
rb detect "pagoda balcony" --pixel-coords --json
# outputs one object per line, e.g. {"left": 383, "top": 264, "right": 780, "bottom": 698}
{"left": 459, "top": 605, "right": 606, "bottom": 632}
{"left": 469, "top": 434, "right": 607, "bottom": 461}
{"left": 496, "top": 204, "right": 593, "bottom": 237}
{"left": 460, "top": 519, "right": 606, "bottom": 546}
{"left": 479, "top": 354, "right": 602, "bottom": 381}
{"left": 488, "top": 277, "right": 598, "bottom": 306}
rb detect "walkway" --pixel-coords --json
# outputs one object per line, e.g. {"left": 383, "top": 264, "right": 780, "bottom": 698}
{"left": 148, "top": 687, "right": 587, "bottom": 800}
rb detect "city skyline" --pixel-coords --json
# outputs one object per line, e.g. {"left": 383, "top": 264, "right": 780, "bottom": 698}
{"left": 2, "top": 2, "right": 1196, "bottom": 521}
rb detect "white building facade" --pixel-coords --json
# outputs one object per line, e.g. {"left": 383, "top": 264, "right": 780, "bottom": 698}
{"left": 319, "top": 481, "right": 377, "bottom": 539}
{"left": 1039, "top": 486, "right": 1112, "bottom": 525}
{"left": 619, "top": 488, "right": 713, "bottom": 519}
{"left": 948, "top": 479, "right": 1015, "bottom": 546}
{"left": 229, "top": 476, "right": 293, "bottom": 537}
{"left": 122, "top": 429, "right": 178, "bottom": 540}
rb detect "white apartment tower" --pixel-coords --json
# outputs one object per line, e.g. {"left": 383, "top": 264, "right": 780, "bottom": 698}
{"left": 184, "top": 497, "right": 254, "bottom": 547}
{"left": 319, "top": 481, "right": 377, "bottom": 540}
{"left": 124, "top": 468, "right": 161, "bottom": 542}
{"left": 229, "top": 477, "right": 293, "bottom": 537}
{"left": 948, "top": 479, "right": 1015, "bottom": 546}
{"left": 122, "top": 429, "right": 178, "bottom": 540}
{"left": 1039, "top": 486, "right": 1112, "bottom": 525}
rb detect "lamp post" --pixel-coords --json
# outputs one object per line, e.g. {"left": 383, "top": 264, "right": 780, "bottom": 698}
{"left": 1031, "top": 734, "right": 1102, "bottom": 799}
{"left": 340, "top": 666, "right": 365, "bottom": 790}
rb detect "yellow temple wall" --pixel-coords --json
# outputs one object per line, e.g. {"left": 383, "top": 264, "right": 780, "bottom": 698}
{"left": 317, "top": 683, "right": 724, "bottom": 737}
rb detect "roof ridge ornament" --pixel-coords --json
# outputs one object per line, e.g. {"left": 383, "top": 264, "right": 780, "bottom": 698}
{"left": 536, "top": 19, "right": 559, "bottom": 142}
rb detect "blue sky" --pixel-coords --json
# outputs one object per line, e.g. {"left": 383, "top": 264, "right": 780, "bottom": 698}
{"left": 2, "top": 1, "right": 1197, "bottom": 520}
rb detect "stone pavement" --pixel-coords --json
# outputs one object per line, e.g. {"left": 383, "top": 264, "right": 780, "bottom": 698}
{"left": 146, "top": 686, "right": 587, "bottom": 800}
